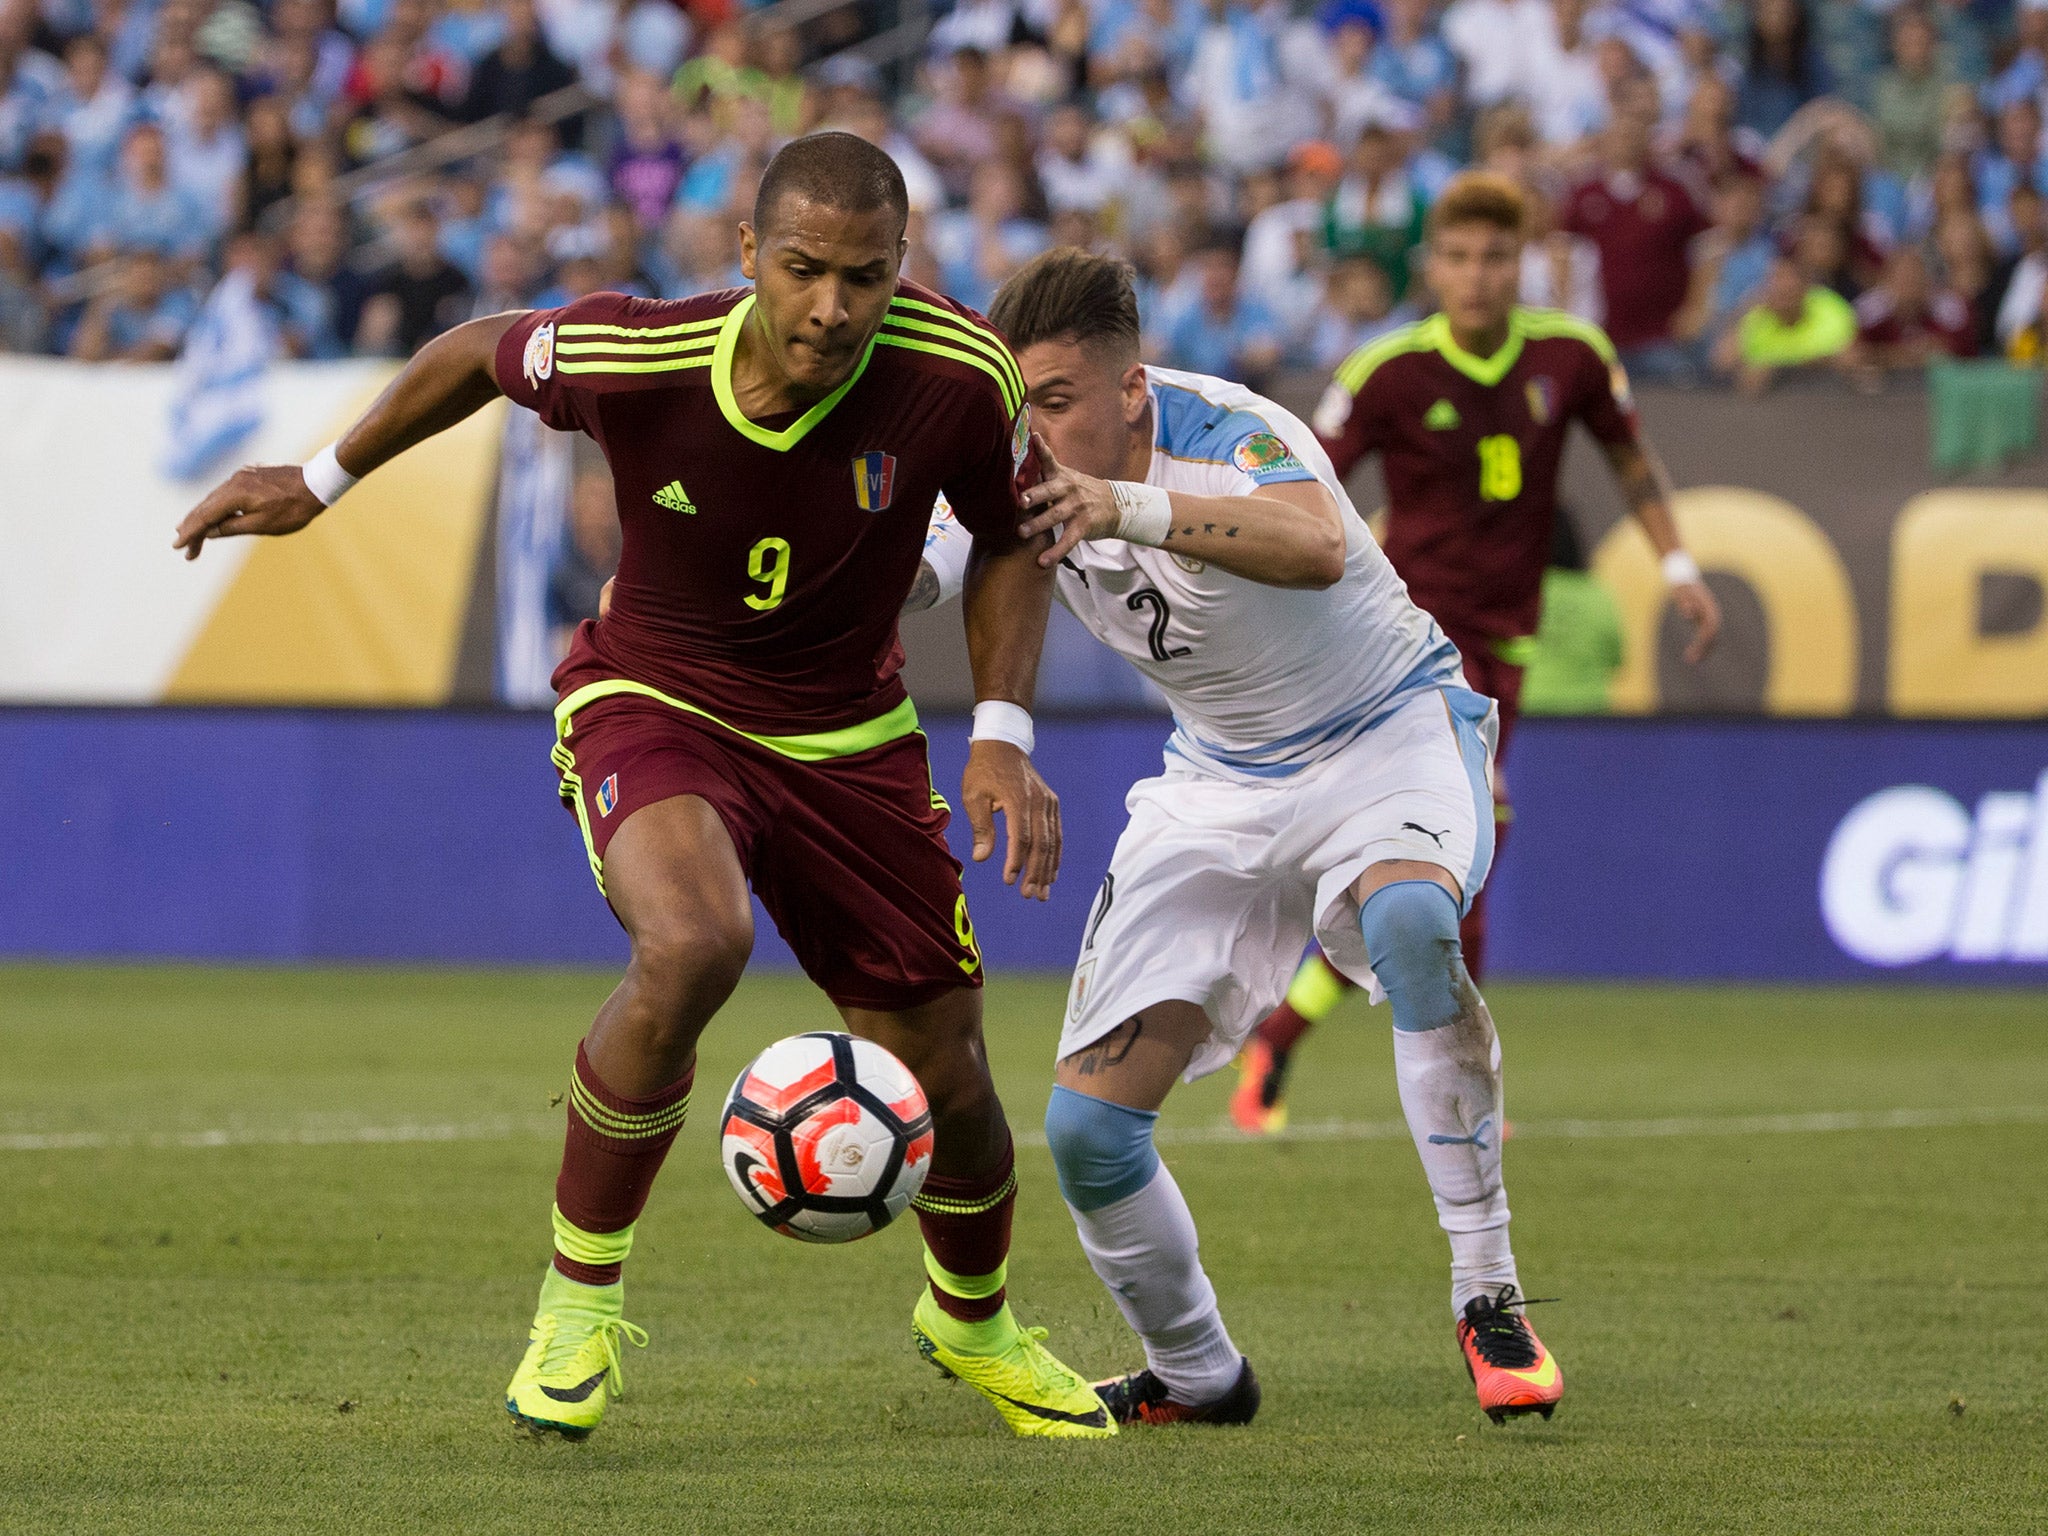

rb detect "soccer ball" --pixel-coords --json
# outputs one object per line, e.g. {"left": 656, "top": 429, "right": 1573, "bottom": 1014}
{"left": 719, "top": 1032, "right": 934, "bottom": 1243}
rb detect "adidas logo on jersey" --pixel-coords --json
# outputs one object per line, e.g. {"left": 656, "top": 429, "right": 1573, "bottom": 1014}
{"left": 652, "top": 480, "right": 696, "bottom": 514}
{"left": 1425, "top": 399, "right": 1462, "bottom": 431}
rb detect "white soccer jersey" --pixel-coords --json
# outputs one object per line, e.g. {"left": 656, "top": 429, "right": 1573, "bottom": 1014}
{"left": 925, "top": 365, "right": 1461, "bottom": 783}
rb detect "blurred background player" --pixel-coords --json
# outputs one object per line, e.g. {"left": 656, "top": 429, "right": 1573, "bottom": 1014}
{"left": 172, "top": 133, "right": 1115, "bottom": 1443}
{"left": 916, "top": 247, "right": 1565, "bottom": 1427}
{"left": 1232, "top": 173, "right": 1721, "bottom": 1135}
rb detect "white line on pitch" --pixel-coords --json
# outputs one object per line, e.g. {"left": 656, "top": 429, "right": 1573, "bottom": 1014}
{"left": 1120, "top": 1103, "right": 2048, "bottom": 1148}
{"left": 0, "top": 1116, "right": 561, "bottom": 1153}
{"left": 3, "top": 1103, "right": 2044, "bottom": 1154}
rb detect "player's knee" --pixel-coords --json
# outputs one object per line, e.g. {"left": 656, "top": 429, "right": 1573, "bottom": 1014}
{"left": 1043, "top": 1084, "right": 1160, "bottom": 1213}
{"left": 627, "top": 898, "right": 752, "bottom": 1006}
{"left": 1359, "top": 879, "right": 1467, "bottom": 1032}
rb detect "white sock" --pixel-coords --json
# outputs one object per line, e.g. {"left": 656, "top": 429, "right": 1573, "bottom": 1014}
{"left": 1391, "top": 996, "right": 1519, "bottom": 1315}
{"left": 1068, "top": 1162, "right": 1242, "bottom": 1404}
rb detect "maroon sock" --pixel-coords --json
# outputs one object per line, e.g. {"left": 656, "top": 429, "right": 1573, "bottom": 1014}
{"left": 1256, "top": 1000, "right": 1316, "bottom": 1057}
{"left": 913, "top": 1135, "right": 1016, "bottom": 1323}
{"left": 551, "top": 1040, "right": 693, "bottom": 1285}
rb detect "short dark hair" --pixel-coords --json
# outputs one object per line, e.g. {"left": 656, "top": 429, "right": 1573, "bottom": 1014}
{"left": 988, "top": 246, "right": 1141, "bottom": 360}
{"left": 752, "top": 131, "right": 909, "bottom": 239}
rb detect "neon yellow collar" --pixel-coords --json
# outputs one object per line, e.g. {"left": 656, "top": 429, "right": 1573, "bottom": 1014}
{"left": 1427, "top": 310, "right": 1525, "bottom": 387}
{"left": 711, "top": 293, "right": 878, "bottom": 452}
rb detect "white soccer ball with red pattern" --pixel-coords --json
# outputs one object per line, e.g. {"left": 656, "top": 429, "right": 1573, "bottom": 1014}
{"left": 719, "top": 1032, "right": 934, "bottom": 1243}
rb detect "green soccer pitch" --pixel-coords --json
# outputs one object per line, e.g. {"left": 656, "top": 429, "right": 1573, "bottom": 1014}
{"left": 6, "top": 966, "right": 2044, "bottom": 1534}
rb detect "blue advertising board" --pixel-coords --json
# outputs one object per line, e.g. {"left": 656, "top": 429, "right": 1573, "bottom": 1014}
{"left": 1, "top": 710, "right": 2043, "bottom": 984}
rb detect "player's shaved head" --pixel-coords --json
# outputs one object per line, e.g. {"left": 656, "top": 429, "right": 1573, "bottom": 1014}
{"left": 989, "top": 247, "right": 1141, "bottom": 365}
{"left": 752, "top": 131, "right": 910, "bottom": 241}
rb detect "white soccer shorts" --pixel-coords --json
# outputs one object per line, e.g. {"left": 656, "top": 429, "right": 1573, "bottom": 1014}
{"left": 1058, "top": 684, "right": 1498, "bottom": 1083}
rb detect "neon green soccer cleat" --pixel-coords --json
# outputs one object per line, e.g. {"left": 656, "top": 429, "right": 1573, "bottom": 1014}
{"left": 505, "top": 1267, "right": 649, "bottom": 1439}
{"left": 911, "top": 1289, "right": 1116, "bottom": 1439}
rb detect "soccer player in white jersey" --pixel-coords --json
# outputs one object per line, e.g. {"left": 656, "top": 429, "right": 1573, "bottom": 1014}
{"left": 912, "top": 248, "right": 1564, "bottom": 1426}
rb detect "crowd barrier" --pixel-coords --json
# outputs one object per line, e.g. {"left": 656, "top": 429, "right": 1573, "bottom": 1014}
{"left": 3, "top": 709, "right": 2042, "bottom": 985}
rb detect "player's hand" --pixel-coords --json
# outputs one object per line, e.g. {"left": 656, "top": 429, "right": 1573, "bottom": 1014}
{"left": 598, "top": 577, "right": 615, "bottom": 619}
{"left": 172, "top": 464, "right": 326, "bottom": 561}
{"left": 1672, "top": 578, "right": 1721, "bottom": 664}
{"left": 1016, "top": 434, "right": 1122, "bottom": 568}
{"left": 961, "top": 738, "right": 1061, "bottom": 901}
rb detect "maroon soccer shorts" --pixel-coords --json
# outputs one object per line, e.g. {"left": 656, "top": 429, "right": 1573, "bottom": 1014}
{"left": 1444, "top": 626, "right": 1525, "bottom": 765}
{"left": 550, "top": 689, "right": 984, "bottom": 1013}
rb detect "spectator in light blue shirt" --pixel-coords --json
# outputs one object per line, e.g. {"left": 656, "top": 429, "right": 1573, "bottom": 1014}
{"left": 1980, "top": 3, "right": 2045, "bottom": 111}
{"left": 1976, "top": 98, "right": 2048, "bottom": 254}
{"left": 1155, "top": 241, "right": 1285, "bottom": 384}
{"left": 435, "top": 175, "right": 493, "bottom": 282}
{"left": 166, "top": 68, "right": 246, "bottom": 239}
{"left": 54, "top": 35, "right": 134, "bottom": 180}
{"left": 428, "top": 0, "right": 508, "bottom": 63}
{"left": 1371, "top": 0, "right": 1457, "bottom": 135}
{"left": 68, "top": 247, "right": 198, "bottom": 359}
{"left": 1700, "top": 173, "right": 1776, "bottom": 340}
{"left": 1094, "top": 0, "right": 1203, "bottom": 79}
{"left": 930, "top": 159, "right": 1048, "bottom": 314}
{"left": 98, "top": 121, "right": 213, "bottom": 267}
{"left": 0, "top": 23, "right": 66, "bottom": 172}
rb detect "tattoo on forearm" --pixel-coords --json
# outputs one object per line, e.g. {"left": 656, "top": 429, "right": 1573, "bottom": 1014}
{"left": 902, "top": 562, "right": 941, "bottom": 614}
{"left": 1070, "top": 1014, "right": 1144, "bottom": 1075}
{"left": 1163, "top": 523, "right": 1240, "bottom": 542}
{"left": 1621, "top": 458, "right": 1661, "bottom": 510}
{"left": 1613, "top": 444, "right": 1674, "bottom": 513}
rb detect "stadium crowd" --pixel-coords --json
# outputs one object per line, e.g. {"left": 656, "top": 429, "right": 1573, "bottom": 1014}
{"left": 4, "top": 0, "right": 2048, "bottom": 382}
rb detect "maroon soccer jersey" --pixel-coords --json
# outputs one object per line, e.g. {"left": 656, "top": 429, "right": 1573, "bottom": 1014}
{"left": 1315, "top": 307, "right": 1639, "bottom": 646}
{"left": 1853, "top": 285, "right": 1974, "bottom": 357}
{"left": 494, "top": 282, "right": 1031, "bottom": 736}
{"left": 1559, "top": 169, "right": 1709, "bottom": 349}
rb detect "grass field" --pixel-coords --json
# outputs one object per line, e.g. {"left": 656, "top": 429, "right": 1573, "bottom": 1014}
{"left": 6, "top": 966, "right": 2045, "bottom": 1534}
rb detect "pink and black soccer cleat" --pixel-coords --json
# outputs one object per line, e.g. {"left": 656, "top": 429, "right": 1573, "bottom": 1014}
{"left": 1458, "top": 1286, "right": 1563, "bottom": 1424}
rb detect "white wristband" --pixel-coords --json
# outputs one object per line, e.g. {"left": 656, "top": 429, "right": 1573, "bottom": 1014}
{"left": 1109, "top": 480, "right": 1173, "bottom": 547}
{"left": 970, "top": 700, "right": 1035, "bottom": 755}
{"left": 301, "top": 442, "right": 358, "bottom": 507}
{"left": 1661, "top": 549, "right": 1703, "bottom": 587}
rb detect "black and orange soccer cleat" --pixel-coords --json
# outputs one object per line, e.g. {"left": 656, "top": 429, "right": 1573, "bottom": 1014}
{"left": 1092, "top": 1358, "right": 1261, "bottom": 1426}
{"left": 1458, "top": 1286, "right": 1563, "bottom": 1425}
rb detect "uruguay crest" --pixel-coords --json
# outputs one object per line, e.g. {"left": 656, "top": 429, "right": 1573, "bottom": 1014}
{"left": 852, "top": 451, "right": 897, "bottom": 512}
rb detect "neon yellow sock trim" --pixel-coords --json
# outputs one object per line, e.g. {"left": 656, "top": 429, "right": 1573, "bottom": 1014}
{"left": 910, "top": 1168, "right": 1017, "bottom": 1217}
{"left": 552, "top": 1205, "right": 635, "bottom": 1268}
{"left": 923, "top": 1249, "right": 1009, "bottom": 1300}
{"left": 1285, "top": 954, "right": 1349, "bottom": 1021}
{"left": 918, "top": 1296, "right": 1017, "bottom": 1352}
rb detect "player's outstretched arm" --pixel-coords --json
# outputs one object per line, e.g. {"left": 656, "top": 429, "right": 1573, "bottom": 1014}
{"left": 1017, "top": 436, "right": 1346, "bottom": 589}
{"left": 1599, "top": 437, "right": 1721, "bottom": 664}
{"left": 959, "top": 539, "right": 1061, "bottom": 902}
{"left": 172, "top": 313, "right": 524, "bottom": 561}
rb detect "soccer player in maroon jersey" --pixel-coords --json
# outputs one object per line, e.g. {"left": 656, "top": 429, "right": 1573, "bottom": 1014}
{"left": 1232, "top": 172, "right": 1721, "bottom": 1134}
{"left": 172, "top": 133, "right": 1117, "bottom": 1440}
